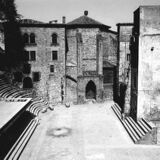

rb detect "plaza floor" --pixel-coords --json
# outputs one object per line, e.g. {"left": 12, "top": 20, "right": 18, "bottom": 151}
{"left": 20, "top": 101, "right": 160, "bottom": 160}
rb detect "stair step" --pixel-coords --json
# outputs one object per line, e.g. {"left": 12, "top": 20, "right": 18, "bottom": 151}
{"left": 142, "top": 118, "right": 152, "bottom": 131}
{"left": 11, "top": 119, "right": 39, "bottom": 160}
{"left": 138, "top": 119, "right": 152, "bottom": 132}
{"left": 138, "top": 120, "right": 149, "bottom": 133}
{"left": 4, "top": 118, "right": 39, "bottom": 160}
{"left": 126, "top": 117, "right": 144, "bottom": 138}
{"left": 123, "top": 119, "right": 139, "bottom": 143}
{"left": 128, "top": 117, "right": 145, "bottom": 136}
{"left": 112, "top": 105, "right": 139, "bottom": 143}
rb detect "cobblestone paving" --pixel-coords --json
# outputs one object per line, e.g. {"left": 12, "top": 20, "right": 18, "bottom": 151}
{"left": 20, "top": 101, "right": 160, "bottom": 160}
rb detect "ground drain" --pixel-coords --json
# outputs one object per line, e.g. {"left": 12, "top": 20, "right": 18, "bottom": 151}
{"left": 47, "top": 127, "right": 71, "bottom": 138}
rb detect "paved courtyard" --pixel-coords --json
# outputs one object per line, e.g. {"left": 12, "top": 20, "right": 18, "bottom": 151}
{"left": 20, "top": 101, "right": 160, "bottom": 160}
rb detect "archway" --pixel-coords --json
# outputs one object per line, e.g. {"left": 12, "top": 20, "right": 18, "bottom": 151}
{"left": 23, "top": 77, "right": 33, "bottom": 89}
{"left": 85, "top": 80, "right": 96, "bottom": 99}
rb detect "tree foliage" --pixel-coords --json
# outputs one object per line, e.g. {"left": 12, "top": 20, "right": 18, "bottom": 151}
{"left": 0, "top": 0, "right": 25, "bottom": 69}
{"left": 0, "top": 0, "right": 18, "bottom": 22}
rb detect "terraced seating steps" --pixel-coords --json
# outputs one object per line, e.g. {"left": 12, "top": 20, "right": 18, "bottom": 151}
{"left": 111, "top": 103, "right": 154, "bottom": 144}
{"left": 27, "top": 99, "right": 48, "bottom": 116}
{"left": 4, "top": 117, "right": 39, "bottom": 160}
{"left": 0, "top": 74, "right": 49, "bottom": 159}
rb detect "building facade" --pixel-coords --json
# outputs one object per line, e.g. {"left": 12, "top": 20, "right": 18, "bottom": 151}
{"left": 19, "top": 19, "right": 66, "bottom": 104}
{"left": 66, "top": 11, "right": 117, "bottom": 103}
{"left": 7, "top": 11, "right": 117, "bottom": 104}
{"left": 130, "top": 6, "right": 160, "bottom": 121}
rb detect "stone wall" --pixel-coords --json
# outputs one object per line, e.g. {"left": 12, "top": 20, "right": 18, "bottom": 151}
{"left": 66, "top": 27, "right": 104, "bottom": 103}
{"left": 20, "top": 27, "right": 65, "bottom": 104}
{"left": 102, "top": 32, "right": 117, "bottom": 66}
{"left": 102, "top": 31, "right": 117, "bottom": 100}
{"left": 117, "top": 24, "right": 133, "bottom": 114}
{"left": 66, "top": 29, "right": 78, "bottom": 102}
{"left": 132, "top": 6, "right": 160, "bottom": 120}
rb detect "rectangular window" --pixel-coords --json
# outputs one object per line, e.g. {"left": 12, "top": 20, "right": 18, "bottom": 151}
{"left": 24, "top": 51, "right": 29, "bottom": 61}
{"left": 50, "top": 65, "right": 54, "bottom": 73}
{"left": 127, "top": 53, "right": 130, "bottom": 61}
{"left": 52, "top": 51, "right": 58, "bottom": 60}
{"left": 30, "top": 51, "right": 36, "bottom": 61}
{"left": 103, "top": 68, "right": 113, "bottom": 84}
{"left": 33, "top": 72, "right": 40, "bottom": 82}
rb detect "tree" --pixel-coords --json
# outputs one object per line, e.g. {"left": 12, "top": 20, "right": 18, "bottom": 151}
{"left": 0, "top": 0, "right": 25, "bottom": 69}
{"left": 0, "top": 0, "right": 19, "bottom": 22}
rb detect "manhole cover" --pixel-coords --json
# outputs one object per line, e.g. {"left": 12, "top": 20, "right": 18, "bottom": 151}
{"left": 47, "top": 127, "right": 71, "bottom": 137}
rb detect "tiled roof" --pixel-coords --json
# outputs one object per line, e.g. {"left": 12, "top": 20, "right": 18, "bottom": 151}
{"left": 67, "top": 11, "right": 110, "bottom": 29}
{"left": 18, "top": 19, "right": 45, "bottom": 24}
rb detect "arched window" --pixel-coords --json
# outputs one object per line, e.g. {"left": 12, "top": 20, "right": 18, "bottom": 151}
{"left": 52, "top": 33, "right": 57, "bottom": 45}
{"left": 30, "top": 33, "right": 35, "bottom": 44}
{"left": 23, "top": 33, "right": 29, "bottom": 44}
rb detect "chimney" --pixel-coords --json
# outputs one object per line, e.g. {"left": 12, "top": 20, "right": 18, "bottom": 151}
{"left": 84, "top": 10, "right": 88, "bottom": 16}
{"left": 49, "top": 20, "right": 58, "bottom": 24}
{"left": 62, "top": 16, "right": 66, "bottom": 24}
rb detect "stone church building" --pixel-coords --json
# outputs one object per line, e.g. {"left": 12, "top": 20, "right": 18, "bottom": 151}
{"left": 13, "top": 11, "right": 117, "bottom": 104}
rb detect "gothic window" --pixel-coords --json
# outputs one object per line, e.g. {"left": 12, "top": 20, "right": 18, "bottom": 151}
{"left": 30, "top": 33, "right": 35, "bottom": 44}
{"left": 50, "top": 65, "right": 54, "bottom": 73}
{"left": 33, "top": 72, "right": 40, "bottom": 82}
{"left": 52, "top": 51, "right": 58, "bottom": 60}
{"left": 52, "top": 33, "right": 58, "bottom": 45}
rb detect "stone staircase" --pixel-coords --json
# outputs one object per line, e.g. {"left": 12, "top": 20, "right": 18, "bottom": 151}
{"left": 111, "top": 103, "right": 156, "bottom": 144}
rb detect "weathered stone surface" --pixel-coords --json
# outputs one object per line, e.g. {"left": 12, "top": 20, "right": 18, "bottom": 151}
{"left": 16, "top": 16, "right": 117, "bottom": 104}
{"left": 131, "top": 6, "right": 160, "bottom": 122}
{"left": 66, "top": 27, "right": 117, "bottom": 103}
{"left": 20, "top": 27, "right": 66, "bottom": 104}
{"left": 117, "top": 24, "right": 133, "bottom": 114}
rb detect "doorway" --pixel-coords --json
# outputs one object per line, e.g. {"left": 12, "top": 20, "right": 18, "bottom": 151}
{"left": 85, "top": 80, "right": 96, "bottom": 99}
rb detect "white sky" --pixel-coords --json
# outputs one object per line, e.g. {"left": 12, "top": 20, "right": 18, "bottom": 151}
{"left": 15, "top": 0, "right": 160, "bottom": 31}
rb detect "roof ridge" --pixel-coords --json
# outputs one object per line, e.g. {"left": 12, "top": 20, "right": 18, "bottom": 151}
{"left": 67, "top": 14, "right": 110, "bottom": 28}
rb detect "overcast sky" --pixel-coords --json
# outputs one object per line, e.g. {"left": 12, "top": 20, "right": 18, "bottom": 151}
{"left": 15, "top": 0, "right": 160, "bottom": 31}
